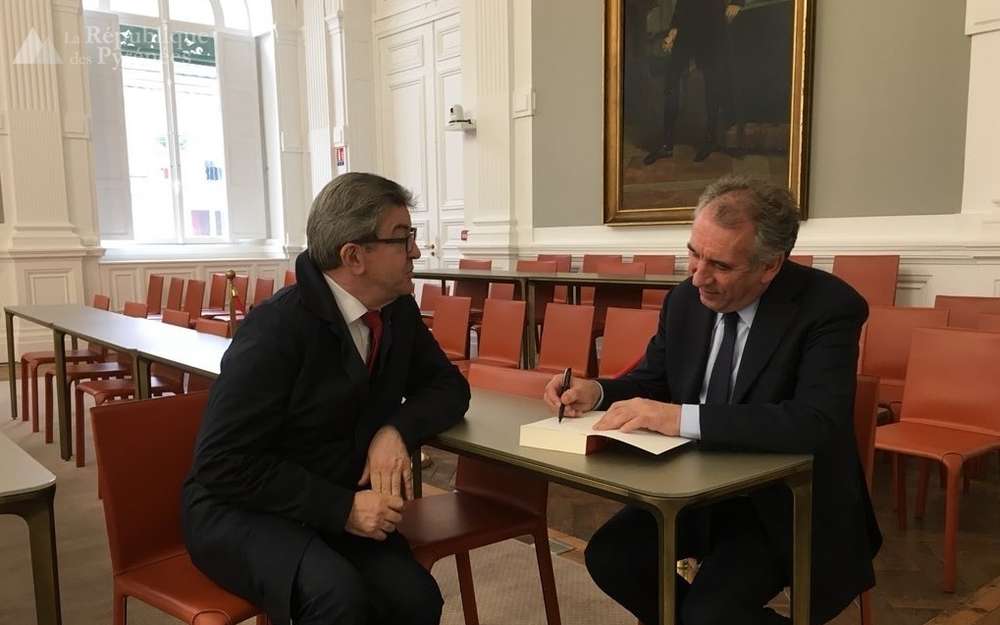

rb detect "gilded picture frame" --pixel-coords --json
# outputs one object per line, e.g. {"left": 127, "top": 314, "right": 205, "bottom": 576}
{"left": 604, "top": 0, "right": 815, "bottom": 224}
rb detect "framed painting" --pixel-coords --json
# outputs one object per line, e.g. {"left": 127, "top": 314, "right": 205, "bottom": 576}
{"left": 604, "top": 0, "right": 815, "bottom": 224}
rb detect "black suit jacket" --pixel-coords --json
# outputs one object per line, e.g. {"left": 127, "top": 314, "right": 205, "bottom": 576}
{"left": 599, "top": 261, "right": 882, "bottom": 624}
{"left": 181, "top": 252, "right": 470, "bottom": 625}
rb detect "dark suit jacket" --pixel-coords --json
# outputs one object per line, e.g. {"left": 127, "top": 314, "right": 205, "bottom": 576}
{"left": 181, "top": 252, "right": 470, "bottom": 625}
{"left": 599, "top": 260, "right": 882, "bottom": 624}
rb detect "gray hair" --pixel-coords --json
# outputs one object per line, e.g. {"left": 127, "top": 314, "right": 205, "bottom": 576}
{"left": 306, "top": 172, "right": 415, "bottom": 270}
{"left": 694, "top": 175, "right": 800, "bottom": 265}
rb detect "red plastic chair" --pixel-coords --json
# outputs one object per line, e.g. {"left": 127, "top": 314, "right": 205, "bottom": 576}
{"left": 398, "top": 364, "right": 561, "bottom": 625}
{"left": 537, "top": 254, "right": 572, "bottom": 304}
{"left": 419, "top": 282, "right": 449, "bottom": 329}
{"left": 860, "top": 306, "right": 949, "bottom": 414}
{"left": 580, "top": 254, "right": 623, "bottom": 306}
{"left": 979, "top": 313, "right": 1000, "bottom": 332}
{"left": 934, "top": 295, "right": 1000, "bottom": 329}
{"left": 633, "top": 255, "right": 675, "bottom": 311}
{"left": 456, "top": 259, "right": 492, "bottom": 327}
{"left": 207, "top": 273, "right": 227, "bottom": 311}
{"left": 91, "top": 392, "right": 270, "bottom": 625}
{"left": 182, "top": 279, "right": 206, "bottom": 325}
{"left": 788, "top": 255, "right": 814, "bottom": 267}
{"left": 832, "top": 255, "right": 899, "bottom": 307}
{"left": 284, "top": 269, "right": 296, "bottom": 286}
{"left": 592, "top": 261, "right": 646, "bottom": 334}
{"left": 145, "top": 274, "right": 164, "bottom": 316}
{"left": 598, "top": 308, "right": 659, "bottom": 378}
{"left": 121, "top": 301, "right": 148, "bottom": 318}
{"left": 252, "top": 278, "right": 275, "bottom": 306}
{"left": 488, "top": 282, "right": 515, "bottom": 300}
{"left": 457, "top": 299, "right": 526, "bottom": 373}
{"left": 534, "top": 303, "right": 595, "bottom": 378}
{"left": 875, "top": 328, "right": 1000, "bottom": 592}
{"left": 431, "top": 295, "right": 472, "bottom": 361}
{"left": 516, "top": 260, "right": 558, "bottom": 340}
{"left": 20, "top": 294, "right": 111, "bottom": 433}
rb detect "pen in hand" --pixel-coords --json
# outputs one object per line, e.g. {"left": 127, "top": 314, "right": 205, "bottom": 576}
{"left": 557, "top": 367, "right": 572, "bottom": 423}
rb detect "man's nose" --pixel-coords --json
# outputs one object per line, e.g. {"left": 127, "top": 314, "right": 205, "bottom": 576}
{"left": 410, "top": 242, "right": 422, "bottom": 260}
{"left": 690, "top": 260, "right": 711, "bottom": 287}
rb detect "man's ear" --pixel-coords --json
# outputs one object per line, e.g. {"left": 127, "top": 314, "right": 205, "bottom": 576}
{"left": 340, "top": 243, "right": 366, "bottom": 275}
{"left": 759, "top": 254, "right": 784, "bottom": 286}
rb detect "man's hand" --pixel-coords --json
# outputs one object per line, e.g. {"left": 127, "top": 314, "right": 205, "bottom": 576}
{"left": 543, "top": 374, "right": 602, "bottom": 418}
{"left": 725, "top": 4, "right": 741, "bottom": 22}
{"left": 593, "top": 398, "right": 681, "bottom": 436}
{"left": 345, "top": 490, "right": 404, "bottom": 541}
{"left": 358, "top": 426, "right": 414, "bottom": 501}
{"left": 662, "top": 28, "right": 678, "bottom": 52}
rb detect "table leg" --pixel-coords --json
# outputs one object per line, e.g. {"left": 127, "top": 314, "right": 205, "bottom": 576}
{"left": 524, "top": 280, "right": 537, "bottom": 369}
{"left": 134, "top": 357, "right": 151, "bottom": 400}
{"left": 7, "top": 311, "right": 17, "bottom": 421}
{"left": 788, "top": 470, "right": 813, "bottom": 625}
{"left": 1, "top": 486, "right": 63, "bottom": 625}
{"left": 652, "top": 500, "right": 682, "bottom": 625}
{"left": 52, "top": 331, "right": 71, "bottom": 461}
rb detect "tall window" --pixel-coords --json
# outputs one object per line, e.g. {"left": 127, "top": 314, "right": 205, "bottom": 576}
{"left": 85, "top": 0, "right": 263, "bottom": 245}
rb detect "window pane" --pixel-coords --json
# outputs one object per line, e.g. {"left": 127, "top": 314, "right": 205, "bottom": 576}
{"left": 169, "top": 0, "right": 215, "bottom": 25}
{"left": 110, "top": 0, "right": 158, "bottom": 17}
{"left": 82, "top": 0, "right": 103, "bottom": 10}
{"left": 172, "top": 31, "right": 228, "bottom": 239}
{"left": 219, "top": 0, "right": 250, "bottom": 31}
{"left": 120, "top": 25, "right": 177, "bottom": 241}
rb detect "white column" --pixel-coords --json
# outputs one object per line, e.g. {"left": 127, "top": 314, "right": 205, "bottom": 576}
{"left": 327, "top": 0, "right": 376, "bottom": 174}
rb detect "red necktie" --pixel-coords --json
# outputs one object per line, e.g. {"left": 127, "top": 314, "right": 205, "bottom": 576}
{"left": 362, "top": 310, "right": 383, "bottom": 373}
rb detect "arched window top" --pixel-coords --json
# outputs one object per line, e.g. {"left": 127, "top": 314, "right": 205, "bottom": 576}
{"left": 168, "top": 0, "right": 216, "bottom": 25}
{"left": 218, "top": 0, "right": 250, "bottom": 31}
{"left": 88, "top": 0, "right": 253, "bottom": 33}
{"left": 109, "top": 0, "right": 159, "bottom": 17}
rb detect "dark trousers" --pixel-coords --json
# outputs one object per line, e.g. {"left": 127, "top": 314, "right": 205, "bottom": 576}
{"left": 585, "top": 499, "right": 789, "bottom": 625}
{"left": 661, "top": 40, "right": 730, "bottom": 149}
{"left": 292, "top": 530, "right": 442, "bottom": 625}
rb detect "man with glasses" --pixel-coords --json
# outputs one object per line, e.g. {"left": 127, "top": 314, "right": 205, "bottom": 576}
{"left": 183, "top": 172, "right": 470, "bottom": 625}
{"left": 546, "top": 175, "right": 882, "bottom": 624}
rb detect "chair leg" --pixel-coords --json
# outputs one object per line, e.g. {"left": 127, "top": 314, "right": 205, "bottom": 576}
{"left": 44, "top": 374, "right": 53, "bottom": 444}
{"left": 113, "top": 589, "right": 127, "bottom": 625}
{"left": 859, "top": 589, "right": 873, "bottom": 625}
{"left": 254, "top": 616, "right": 271, "bottom": 625}
{"left": 455, "top": 551, "right": 480, "bottom": 625}
{"left": 532, "top": 528, "right": 563, "bottom": 625}
{"left": 29, "top": 362, "right": 40, "bottom": 431}
{"left": 942, "top": 453, "right": 963, "bottom": 593}
{"left": 74, "top": 388, "right": 86, "bottom": 467}
{"left": 894, "top": 454, "right": 907, "bottom": 531}
{"left": 915, "top": 459, "right": 932, "bottom": 520}
{"left": 21, "top": 358, "right": 29, "bottom": 422}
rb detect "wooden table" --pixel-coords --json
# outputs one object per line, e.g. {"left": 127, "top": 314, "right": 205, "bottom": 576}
{"left": 414, "top": 268, "right": 686, "bottom": 366}
{"left": 426, "top": 390, "right": 814, "bottom": 625}
{"left": 0, "top": 431, "right": 62, "bottom": 625}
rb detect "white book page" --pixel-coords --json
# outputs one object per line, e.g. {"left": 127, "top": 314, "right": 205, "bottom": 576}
{"left": 526, "top": 412, "right": 690, "bottom": 455}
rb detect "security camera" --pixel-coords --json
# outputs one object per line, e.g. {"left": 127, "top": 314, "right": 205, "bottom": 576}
{"left": 448, "top": 104, "right": 465, "bottom": 123}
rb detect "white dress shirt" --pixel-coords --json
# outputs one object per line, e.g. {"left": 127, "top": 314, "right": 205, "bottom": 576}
{"left": 678, "top": 299, "right": 759, "bottom": 438}
{"left": 323, "top": 273, "right": 378, "bottom": 365}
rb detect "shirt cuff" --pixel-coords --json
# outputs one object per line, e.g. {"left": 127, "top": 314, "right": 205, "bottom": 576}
{"left": 679, "top": 404, "right": 702, "bottom": 440}
{"left": 593, "top": 381, "right": 605, "bottom": 412}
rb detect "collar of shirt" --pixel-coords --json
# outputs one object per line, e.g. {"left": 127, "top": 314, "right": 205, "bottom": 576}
{"left": 323, "top": 273, "right": 371, "bottom": 325}
{"left": 716, "top": 298, "right": 760, "bottom": 330}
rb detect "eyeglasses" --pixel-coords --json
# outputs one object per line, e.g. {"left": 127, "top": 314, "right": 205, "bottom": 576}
{"left": 351, "top": 227, "right": 418, "bottom": 254}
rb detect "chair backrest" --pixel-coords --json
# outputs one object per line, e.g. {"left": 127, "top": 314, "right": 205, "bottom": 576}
{"left": 182, "top": 279, "right": 205, "bottom": 320}
{"left": 284, "top": 269, "right": 296, "bottom": 286}
{"left": 207, "top": 273, "right": 227, "bottom": 309}
{"left": 595, "top": 261, "right": 646, "bottom": 276}
{"left": 252, "top": 277, "right": 275, "bottom": 306}
{"left": 419, "top": 282, "right": 448, "bottom": 313}
{"left": 454, "top": 259, "right": 491, "bottom": 311}
{"left": 516, "top": 260, "right": 557, "bottom": 273}
{"left": 516, "top": 260, "right": 557, "bottom": 321}
{"left": 161, "top": 308, "right": 191, "bottom": 328}
{"left": 431, "top": 295, "right": 472, "bottom": 360}
{"left": 232, "top": 275, "right": 250, "bottom": 312}
{"left": 121, "top": 301, "right": 148, "bottom": 318}
{"left": 899, "top": 327, "right": 1000, "bottom": 436}
{"left": 193, "top": 318, "right": 231, "bottom": 338}
{"left": 488, "top": 282, "right": 516, "bottom": 300}
{"left": 536, "top": 303, "right": 595, "bottom": 377}
{"left": 536, "top": 254, "right": 571, "bottom": 272}
{"left": 979, "top": 313, "right": 1000, "bottom": 332}
{"left": 91, "top": 392, "right": 210, "bottom": 575}
{"left": 93, "top": 294, "right": 111, "bottom": 310}
{"left": 146, "top": 274, "right": 164, "bottom": 315}
{"left": 582, "top": 254, "right": 622, "bottom": 273}
{"left": 831, "top": 255, "right": 899, "bottom": 306}
{"left": 461, "top": 364, "right": 551, "bottom": 514}
{"left": 632, "top": 254, "right": 675, "bottom": 274}
{"left": 641, "top": 288, "right": 669, "bottom": 310}
{"left": 853, "top": 375, "right": 879, "bottom": 489}
{"left": 477, "top": 299, "right": 526, "bottom": 368}
{"left": 934, "top": 295, "right": 1000, "bottom": 329}
{"left": 788, "top": 255, "right": 814, "bottom": 267}
{"left": 165, "top": 277, "right": 184, "bottom": 310}
{"left": 860, "top": 306, "right": 949, "bottom": 382}
{"left": 598, "top": 307, "right": 660, "bottom": 378}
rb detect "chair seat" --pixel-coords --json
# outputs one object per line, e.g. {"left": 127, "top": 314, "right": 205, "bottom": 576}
{"left": 23, "top": 349, "right": 100, "bottom": 365}
{"left": 77, "top": 377, "right": 178, "bottom": 403}
{"left": 117, "top": 552, "right": 263, "bottom": 625}
{"left": 61, "top": 361, "right": 132, "bottom": 378}
{"left": 399, "top": 491, "right": 540, "bottom": 556}
{"left": 876, "top": 421, "right": 1000, "bottom": 460}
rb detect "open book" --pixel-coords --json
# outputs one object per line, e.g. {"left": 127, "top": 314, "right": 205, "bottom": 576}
{"left": 519, "top": 412, "right": 692, "bottom": 456}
